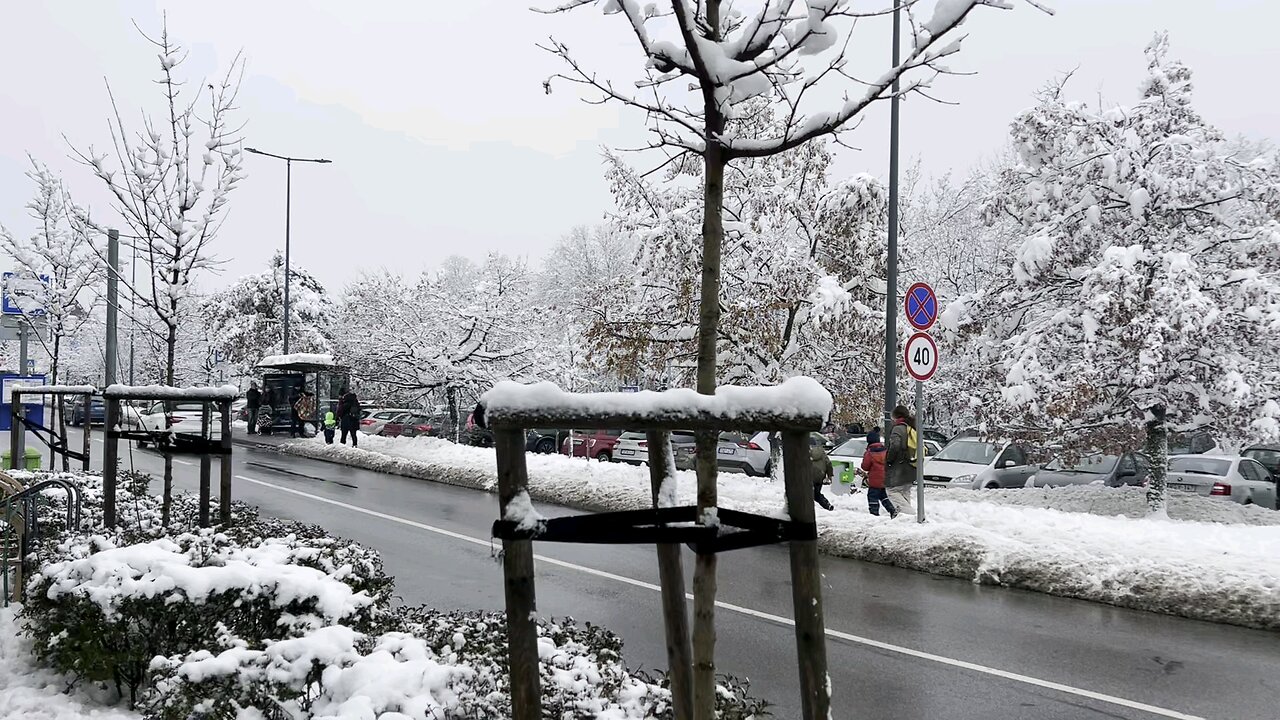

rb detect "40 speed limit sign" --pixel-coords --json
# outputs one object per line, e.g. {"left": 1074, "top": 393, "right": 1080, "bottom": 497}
{"left": 904, "top": 331, "right": 938, "bottom": 382}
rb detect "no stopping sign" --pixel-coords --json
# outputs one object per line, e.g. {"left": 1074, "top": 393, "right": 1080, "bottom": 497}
{"left": 904, "top": 332, "right": 938, "bottom": 382}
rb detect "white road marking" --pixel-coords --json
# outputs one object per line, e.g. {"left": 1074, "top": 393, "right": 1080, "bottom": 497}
{"left": 232, "top": 474, "right": 1202, "bottom": 720}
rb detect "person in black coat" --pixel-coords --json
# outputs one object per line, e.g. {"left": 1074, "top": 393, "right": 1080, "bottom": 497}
{"left": 337, "top": 388, "right": 362, "bottom": 447}
{"left": 245, "top": 382, "right": 261, "bottom": 435}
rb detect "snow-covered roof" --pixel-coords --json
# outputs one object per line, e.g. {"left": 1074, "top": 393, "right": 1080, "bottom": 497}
{"left": 103, "top": 384, "right": 240, "bottom": 400}
{"left": 256, "top": 353, "right": 339, "bottom": 370}
{"left": 481, "top": 376, "right": 832, "bottom": 431}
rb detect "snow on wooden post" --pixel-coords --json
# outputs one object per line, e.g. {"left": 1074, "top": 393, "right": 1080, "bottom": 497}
{"left": 102, "top": 398, "right": 120, "bottom": 527}
{"left": 494, "top": 427, "right": 541, "bottom": 720}
{"left": 198, "top": 403, "right": 212, "bottom": 528}
{"left": 782, "top": 429, "right": 830, "bottom": 720}
{"left": 646, "top": 430, "right": 693, "bottom": 720}
{"left": 483, "top": 377, "right": 834, "bottom": 720}
{"left": 219, "top": 400, "right": 233, "bottom": 526}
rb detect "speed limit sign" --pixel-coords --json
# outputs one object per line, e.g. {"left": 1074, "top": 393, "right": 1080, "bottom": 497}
{"left": 904, "top": 332, "right": 938, "bottom": 382}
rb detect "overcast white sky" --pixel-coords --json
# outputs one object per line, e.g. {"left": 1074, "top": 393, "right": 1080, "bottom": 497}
{"left": 1, "top": 1, "right": 1276, "bottom": 294}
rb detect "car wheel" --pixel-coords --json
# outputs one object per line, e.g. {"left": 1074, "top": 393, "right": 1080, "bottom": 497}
{"left": 596, "top": 451, "right": 611, "bottom": 463}
{"left": 984, "top": 481, "right": 1000, "bottom": 490}
{"left": 763, "top": 461, "right": 773, "bottom": 478}
{"left": 536, "top": 438, "right": 554, "bottom": 454}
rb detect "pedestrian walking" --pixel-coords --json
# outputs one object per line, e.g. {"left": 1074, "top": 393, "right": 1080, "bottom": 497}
{"left": 337, "top": 388, "right": 362, "bottom": 447}
{"left": 885, "top": 405, "right": 918, "bottom": 516}
{"left": 810, "top": 436, "right": 835, "bottom": 511}
{"left": 245, "top": 382, "right": 261, "bottom": 435}
{"left": 322, "top": 407, "right": 337, "bottom": 444}
{"left": 860, "top": 429, "right": 897, "bottom": 517}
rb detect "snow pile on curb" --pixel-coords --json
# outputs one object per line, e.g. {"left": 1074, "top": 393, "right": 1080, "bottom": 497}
{"left": 282, "top": 435, "right": 1280, "bottom": 630}
{"left": 0, "top": 606, "right": 140, "bottom": 720}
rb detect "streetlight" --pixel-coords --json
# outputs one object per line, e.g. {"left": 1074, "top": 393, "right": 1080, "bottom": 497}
{"left": 245, "top": 147, "right": 332, "bottom": 355}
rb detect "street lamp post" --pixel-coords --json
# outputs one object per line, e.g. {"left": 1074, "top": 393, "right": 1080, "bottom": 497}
{"left": 245, "top": 147, "right": 331, "bottom": 356}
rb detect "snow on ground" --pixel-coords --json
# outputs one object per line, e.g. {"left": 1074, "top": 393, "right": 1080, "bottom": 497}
{"left": 0, "top": 606, "right": 140, "bottom": 720}
{"left": 282, "top": 434, "right": 1280, "bottom": 630}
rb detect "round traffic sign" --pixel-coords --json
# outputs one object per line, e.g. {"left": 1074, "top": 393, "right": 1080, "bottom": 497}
{"left": 904, "top": 332, "right": 939, "bottom": 382}
{"left": 905, "top": 282, "right": 938, "bottom": 331}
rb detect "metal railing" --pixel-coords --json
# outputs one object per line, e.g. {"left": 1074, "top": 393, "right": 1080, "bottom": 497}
{"left": 2, "top": 475, "right": 81, "bottom": 605}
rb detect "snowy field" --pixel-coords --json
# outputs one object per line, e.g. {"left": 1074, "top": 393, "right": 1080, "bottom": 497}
{"left": 283, "top": 435, "right": 1280, "bottom": 630}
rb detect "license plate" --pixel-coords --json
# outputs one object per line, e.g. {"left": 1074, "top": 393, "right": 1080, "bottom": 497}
{"left": 1168, "top": 483, "right": 1197, "bottom": 492}
{"left": 620, "top": 449, "right": 635, "bottom": 456}
{"left": 924, "top": 482, "right": 948, "bottom": 488}
{"left": 718, "top": 447, "right": 735, "bottom": 455}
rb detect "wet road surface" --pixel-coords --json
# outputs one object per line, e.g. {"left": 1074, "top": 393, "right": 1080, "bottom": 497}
{"left": 63, "top": 431, "right": 1280, "bottom": 719}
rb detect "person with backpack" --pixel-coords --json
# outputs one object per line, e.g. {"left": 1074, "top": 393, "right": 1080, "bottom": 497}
{"left": 292, "top": 390, "right": 317, "bottom": 439}
{"left": 860, "top": 429, "right": 896, "bottom": 517}
{"left": 885, "top": 405, "right": 918, "bottom": 517}
{"left": 337, "top": 388, "right": 362, "bottom": 447}
{"left": 809, "top": 436, "right": 835, "bottom": 511}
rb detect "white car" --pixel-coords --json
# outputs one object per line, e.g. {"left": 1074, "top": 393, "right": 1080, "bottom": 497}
{"left": 1166, "top": 454, "right": 1279, "bottom": 510}
{"left": 715, "top": 431, "right": 775, "bottom": 477}
{"left": 614, "top": 430, "right": 697, "bottom": 466}
{"left": 922, "top": 438, "right": 1038, "bottom": 490}
{"left": 134, "top": 401, "right": 226, "bottom": 447}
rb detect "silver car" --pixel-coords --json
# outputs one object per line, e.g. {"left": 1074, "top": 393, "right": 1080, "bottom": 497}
{"left": 1166, "top": 455, "right": 1279, "bottom": 510}
{"left": 1030, "top": 452, "right": 1151, "bottom": 488}
{"left": 922, "top": 438, "right": 1038, "bottom": 489}
{"left": 614, "top": 430, "right": 697, "bottom": 467}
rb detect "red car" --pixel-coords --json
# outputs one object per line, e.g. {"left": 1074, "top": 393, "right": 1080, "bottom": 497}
{"left": 560, "top": 429, "right": 624, "bottom": 462}
{"left": 380, "top": 414, "right": 447, "bottom": 438}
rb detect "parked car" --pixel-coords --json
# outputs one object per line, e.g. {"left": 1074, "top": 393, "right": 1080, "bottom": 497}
{"left": 1029, "top": 452, "right": 1150, "bottom": 488}
{"left": 922, "top": 438, "right": 1038, "bottom": 489}
{"left": 134, "top": 401, "right": 227, "bottom": 447}
{"left": 358, "top": 408, "right": 412, "bottom": 435}
{"left": 1242, "top": 444, "right": 1280, "bottom": 477}
{"left": 715, "top": 431, "right": 774, "bottom": 476}
{"left": 1166, "top": 454, "right": 1278, "bottom": 510}
{"left": 561, "top": 429, "right": 624, "bottom": 462}
{"left": 1168, "top": 430, "right": 1220, "bottom": 455}
{"left": 522, "top": 428, "right": 568, "bottom": 454}
{"left": 380, "top": 414, "right": 448, "bottom": 438}
{"left": 69, "top": 397, "right": 106, "bottom": 426}
{"left": 615, "top": 430, "right": 697, "bottom": 467}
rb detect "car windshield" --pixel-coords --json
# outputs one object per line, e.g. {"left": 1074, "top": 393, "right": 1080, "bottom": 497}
{"left": 934, "top": 440, "right": 998, "bottom": 465}
{"left": 1168, "top": 457, "right": 1231, "bottom": 476}
{"left": 1044, "top": 454, "right": 1119, "bottom": 474}
{"left": 833, "top": 438, "right": 867, "bottom": 457}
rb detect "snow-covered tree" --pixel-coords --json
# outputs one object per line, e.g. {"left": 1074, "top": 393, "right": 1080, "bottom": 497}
{"left": 0, "top": 159, "right": 101, "bottom": 468}
{"left": 336, "top": 255, "right": 537, "bottom": 436}
{"left": 72, "top": 20, "right": 244, "bottom": 389}
{"left": 203, "top": 252, "right": 333, "bottom": 378}
{"left": 945, "top": 34, "right": 1280, "bottom": 512}
{"left": 542, "top": 3, "right": 1045, "bottom": 708}
{"left": 592, "top": 107, "right": 889, "bottom": 425}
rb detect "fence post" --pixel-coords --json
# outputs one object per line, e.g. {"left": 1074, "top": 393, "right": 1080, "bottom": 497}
{"left": 198, "top": 403, "right": 212, "bottom": 528}
{"left": 8, "top": 400, "right": 19, "bottom": 473}
{"left": 781, "top": 430, "right": 830, "bottom": 720}
{"left": 494, "top": 427, "right": 541, "bottom": 720}
{"left": 219, "top": 400, "right": 232, "bottom": 526}
{"left": 81, "top": 394, "right": 91, "bottom": 472}
{"left": 103, "top": 399, "right": 120, "bottom": 527}
{"left": 646, "top": 430, "right": 693, "bottom": 720}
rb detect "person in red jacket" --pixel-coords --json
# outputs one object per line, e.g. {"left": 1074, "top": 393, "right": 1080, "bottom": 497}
{"left": 861, "top": 429, "right": 898, "bottom": 518}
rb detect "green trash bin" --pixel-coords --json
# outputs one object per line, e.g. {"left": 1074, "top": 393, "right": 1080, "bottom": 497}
{"left": 1, "top": 448, "right": 42, "bottom": 470}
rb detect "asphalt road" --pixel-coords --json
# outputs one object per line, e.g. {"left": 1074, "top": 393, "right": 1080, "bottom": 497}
{"left": 57, "top": 429, "right": 1280, "bottom": 720}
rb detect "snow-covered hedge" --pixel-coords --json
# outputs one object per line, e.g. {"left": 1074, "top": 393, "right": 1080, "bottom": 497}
{"left": 12, "top": 472, "right": 769, "bottom": 718}
{"left": 281, "top": 435, "right": 1280, "bottom": 631}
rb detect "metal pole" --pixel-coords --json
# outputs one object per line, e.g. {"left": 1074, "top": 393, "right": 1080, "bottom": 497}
{"left": 105, "top": 230, "right": 119, "bottom": 389}
{"left": 915, "top": 380, "right": 926, "bottom": 523}
{"left": 16, "top": 326, "right": 27, "bottom": 463}
{"left": 129, "top": 242, "right": 136, "bottom": 385}
{"left": 884, "top": 2, "right": 902, "bottom": 429}
{"left": 282, "top": 159, "right": 292, "bottom": 356}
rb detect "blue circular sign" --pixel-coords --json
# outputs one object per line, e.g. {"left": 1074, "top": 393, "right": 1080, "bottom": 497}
{"left": 905, "top": 282, "right": 938, "bottom": 331}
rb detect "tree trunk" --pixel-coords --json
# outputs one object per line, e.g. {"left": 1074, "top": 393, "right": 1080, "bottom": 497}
{"left": 447, "top": 386, "right": 460, "bottom": 443}
{"left": 768, "top": 431, "right": 783, "bottom": 481}
{"left": 1144, "top": 404, "right": 1168, "bottom": 515}
{"left": 691, "top": 109, "right": 726, "bottom": 720}
{"left": 52, "top": 349, "right": 69, "bottom": 472}
{"left": 162, "top": 321, "right": 176, "bottom": 526}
